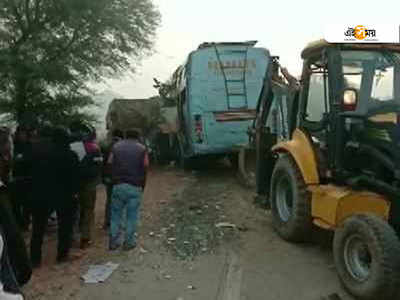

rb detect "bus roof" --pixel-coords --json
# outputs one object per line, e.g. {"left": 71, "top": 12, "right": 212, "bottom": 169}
{"left": 198, "top": 40, "right": 258, "bottom": 49}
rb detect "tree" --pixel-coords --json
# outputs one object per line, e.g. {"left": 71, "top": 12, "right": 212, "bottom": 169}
{"left": 0, "top": 0, "right": 160, "bottom": 127}
{"left": 153, "top": 65, "right": 184, "bottom": 107}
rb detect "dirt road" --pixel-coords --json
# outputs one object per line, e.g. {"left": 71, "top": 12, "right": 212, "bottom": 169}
{"left": 24, "top": 163, "right": 354, "bottom": 300}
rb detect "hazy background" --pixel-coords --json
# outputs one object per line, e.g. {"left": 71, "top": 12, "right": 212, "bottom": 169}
{"left": 94, "top": 0, "right": 400, "bottom": 132}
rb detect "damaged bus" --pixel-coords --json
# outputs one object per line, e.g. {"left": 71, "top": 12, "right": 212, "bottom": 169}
{"left": 155, "top": 41, "right": 271, "bottom": 167}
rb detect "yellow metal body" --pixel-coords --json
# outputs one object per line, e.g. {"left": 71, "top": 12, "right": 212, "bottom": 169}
{"left": 309, "top": 185, "right": 391, "bottom": 229}
{"left": 368, "top": 112, "right": 396, "bottom": 123}
{"left": 271, "top": 127, "right": 391, "bottom": 230}
{"left": 272, "top": 129, "right": 319, "bottom": 184}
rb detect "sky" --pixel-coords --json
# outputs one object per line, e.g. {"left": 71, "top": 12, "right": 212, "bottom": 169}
{"left": 101, "top": 0, "right": 400, "bottom": 99}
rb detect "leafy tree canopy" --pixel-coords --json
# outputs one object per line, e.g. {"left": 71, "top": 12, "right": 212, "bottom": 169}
{"left": 0, "top": 0, "right": 160, "bottom": 128}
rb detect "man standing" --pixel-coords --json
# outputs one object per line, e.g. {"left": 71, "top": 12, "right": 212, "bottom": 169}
{"left": 0, "top": 127, "right": 31, "bottom": 289}
{"left": 0, "top": 233, "right": 24, "bottom": 300}
{"left": 108, "top": 129, "right": 148, "bottom": 251}
{"left": 77, "top": 127, "right": 102, "bottom": 249}
{"left": 101, "top": 129, "right": 123, "bottom": 229}
{"left": 30, "top": 127, "right": 80, "bottom": 267}
{"left": 12, "top": 126, "right": 33, "bottom": 231}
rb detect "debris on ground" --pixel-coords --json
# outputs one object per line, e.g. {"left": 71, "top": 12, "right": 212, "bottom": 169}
{"left": 321, "top": 294, "right": 342, "bottom": 300}
{"left": 237, "top": 224, "right": 249, "bottom": 232}
{"left": 81, "top": 262, "right": 119, "bottom": 284}
{"left": 139, "top": 247, "right": 148, "bottom": 254}
{"left": 215, "top": 222, "right": 236, "bottom": 229}
{"left": 161, "top": 174, "right": 237, "bottom": 260}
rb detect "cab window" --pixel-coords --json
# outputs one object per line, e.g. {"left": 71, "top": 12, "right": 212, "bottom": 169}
{"left": 305, "top": 70, "right": 329, "bottom": 123}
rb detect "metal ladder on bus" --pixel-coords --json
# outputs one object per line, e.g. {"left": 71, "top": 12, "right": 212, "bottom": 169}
{"left": 214, "top": 45, "right": 249, "bottom": 110}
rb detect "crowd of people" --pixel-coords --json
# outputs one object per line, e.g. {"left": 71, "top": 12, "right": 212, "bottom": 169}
{"left": 0, "top": 124, "right": 149, "bottom": 299}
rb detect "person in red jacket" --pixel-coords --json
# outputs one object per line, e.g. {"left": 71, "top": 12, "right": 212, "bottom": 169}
{"left": 74, "top": 127, "right": 103, "bottom": 249}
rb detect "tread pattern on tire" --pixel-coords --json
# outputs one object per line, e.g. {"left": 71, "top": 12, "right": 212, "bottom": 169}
{"left": 333, "top": 214, "right": 400, "bottom": 300}
{"left": 270, "top": 154, "right": 312, "bottom": 242}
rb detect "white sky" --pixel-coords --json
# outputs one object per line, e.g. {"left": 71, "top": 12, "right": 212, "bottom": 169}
{"left": 102, "top": 0, "right": 400, "bottom": 98}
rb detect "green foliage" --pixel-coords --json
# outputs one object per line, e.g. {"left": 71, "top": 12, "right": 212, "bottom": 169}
{"left": 0, "top": 0, "right": 161, "bottom": 127}
{"left": 153, "top": 66, "right": 183, "bottom": 107}
{"left": 154, "top": 78, "right": 177, "bottom": 107}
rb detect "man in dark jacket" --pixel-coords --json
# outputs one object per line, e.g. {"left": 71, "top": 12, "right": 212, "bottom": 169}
{"left": 101, "top": 129, "right": 123, "bottom": 229}
{"left": 30, "top": 127, "right": 80, "bottom": 267}
{"left": 0, "top": 127, "right": 31, "bottom": 294}
{"left": 12, "top": 126, "right": 33, "bottom": 231}
{"left": 108, "top": 129, "right": 149, "bottom": 251}
{"left": 0, "top": 231, "right": 24, "bottom": 300}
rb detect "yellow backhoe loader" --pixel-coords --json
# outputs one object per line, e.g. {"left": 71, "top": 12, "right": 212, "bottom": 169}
{"left": 252, "top": 40, "right": 400, "bottom": 300}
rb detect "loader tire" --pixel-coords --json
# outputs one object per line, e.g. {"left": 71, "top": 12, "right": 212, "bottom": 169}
{"left": 270, "top": 154, "right": 312, "bottom": 242}
{"left": 333, "top": 214, "right": 400, "bottom": 300}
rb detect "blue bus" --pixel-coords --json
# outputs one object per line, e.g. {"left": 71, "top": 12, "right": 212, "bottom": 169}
{"left": 157, "top": 41, "right": 271, "bottom": 167}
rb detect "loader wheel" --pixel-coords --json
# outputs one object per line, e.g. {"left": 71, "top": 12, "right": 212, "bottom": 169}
{"left": 333, "top": 214, "right": 400, "bottom": 300}
{"left": 270, "top": 154, "right": 312, "bottom": 242}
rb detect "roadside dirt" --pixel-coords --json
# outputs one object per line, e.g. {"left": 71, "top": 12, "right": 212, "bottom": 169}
{"left": 23, "top": 163, "right": 355, "bottom": 300}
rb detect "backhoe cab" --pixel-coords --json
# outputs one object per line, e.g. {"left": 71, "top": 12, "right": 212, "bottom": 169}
{"left": 254, "top": 40, "right": 400, "bottom": 300}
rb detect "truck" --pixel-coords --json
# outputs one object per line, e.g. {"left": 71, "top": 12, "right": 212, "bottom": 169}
{"left": 105, "top": 97, "right": 163, "bottom": 149}
{"left": 154, "top": 41, "right": 271, "bottom": 168}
